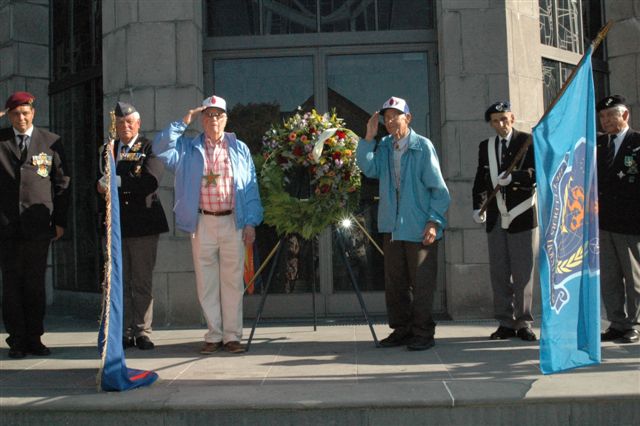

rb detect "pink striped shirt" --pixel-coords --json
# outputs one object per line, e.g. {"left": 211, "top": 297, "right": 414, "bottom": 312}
{"left": 199, "top": 137, "right": 234, "bottom": 212}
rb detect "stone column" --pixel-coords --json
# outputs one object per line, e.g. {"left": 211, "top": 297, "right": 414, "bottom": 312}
{"left": 0, "top": 0, "right": 51, "bottom": 127}
{"left": 437, "top": 0, "right": 543, "bottom": 320}
{"left": 605, "top": 2, "right": 640, "bottom": 128}
{"left": 102, "top": 0, "right": 204, "bottom": 325}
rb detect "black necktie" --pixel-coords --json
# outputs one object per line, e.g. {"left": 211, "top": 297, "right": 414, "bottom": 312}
{"left": 17, "top": 134, "right": 28, "bottom": 159}
{"left": 500, "top": 139, "right": 508, "bottom": 171}
{"left": 606, "top": 134, "right": 617, "bottom": 167}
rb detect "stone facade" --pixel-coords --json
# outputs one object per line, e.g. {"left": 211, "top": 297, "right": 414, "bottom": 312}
{"left": 437, "top": 0, "right": 542, "bottom": 319}
{"left": 605, "top": 0, "right": 640, "bottom": 129}
{"left": 1, "top": 1, "right": 639, "bottom": 325}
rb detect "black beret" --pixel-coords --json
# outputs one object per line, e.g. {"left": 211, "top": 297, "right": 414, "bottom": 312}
{"left": 484, "top": 101, "right": 511, "bottom": 122}
{"left": 5, "top": 91, "right": 35, "bottom": 110}
{"left": 114, "top": 101, "right": 137, "bottom": 117}
{"left": 596, "top": 95, "right": 626, "bottom": 112}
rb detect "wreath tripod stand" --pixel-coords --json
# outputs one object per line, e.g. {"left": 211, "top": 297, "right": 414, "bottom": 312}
{"left": 245, "top": 225, "right": 380, "bottom": 352}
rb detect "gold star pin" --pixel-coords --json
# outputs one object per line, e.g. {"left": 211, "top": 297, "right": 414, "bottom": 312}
{"left": 204, "top": 170, "right": 220, "bottom": 187}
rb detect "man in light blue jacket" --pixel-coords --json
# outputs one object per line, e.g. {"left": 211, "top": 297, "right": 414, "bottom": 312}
{"left": 153, "top": 95, "right": 263, "bottom": 354}
{"left": 356, "top": 96, "right": 450, "bottom": 351}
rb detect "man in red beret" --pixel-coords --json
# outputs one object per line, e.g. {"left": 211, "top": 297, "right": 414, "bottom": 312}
{"left": 0, "top": 91, "right": 70, "bottom": 359}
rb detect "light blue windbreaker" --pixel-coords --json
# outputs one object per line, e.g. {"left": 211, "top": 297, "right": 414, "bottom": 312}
{"left": 356, "top": 129, "right": 450, "bottom": 242}
{"left": 152, "top": 120, "right": 263, "bottom": 233}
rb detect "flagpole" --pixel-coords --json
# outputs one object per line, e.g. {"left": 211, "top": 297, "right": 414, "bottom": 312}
{"left": 478, "top": 20, "right": 613, "bottom": 216}
{"left": 96, "top": 111, "right": 117, "bottom": 391}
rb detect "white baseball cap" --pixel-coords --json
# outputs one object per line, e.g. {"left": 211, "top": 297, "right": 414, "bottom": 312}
{"left": 380, "top": 96, "right": 410, "bottom": 114}
{"left": 202, "top": 95, "right": 227, "bottom": 112}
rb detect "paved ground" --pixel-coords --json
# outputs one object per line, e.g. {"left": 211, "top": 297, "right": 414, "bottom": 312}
{"left": 1, "top": 315, "right": 639, "bottom": 425}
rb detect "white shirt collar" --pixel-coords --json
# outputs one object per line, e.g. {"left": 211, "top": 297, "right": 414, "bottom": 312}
{"left": 13, "top": 126, "right": 34, "bottom": 138}
{"left": 497, "top": 130, "right": 513, "bottom": 145}
{"left": 120, "top": 134, "right": 139, "bottom": 150}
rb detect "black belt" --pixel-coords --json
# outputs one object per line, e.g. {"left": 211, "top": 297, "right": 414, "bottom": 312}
{"left": 198, "top": 209, "right": 233, "bottom": 216}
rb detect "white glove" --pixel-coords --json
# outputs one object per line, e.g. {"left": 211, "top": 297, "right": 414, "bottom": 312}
{"left": 497, "top": 171, "right": 512, "bottom": 186}
{"left": 98, "top": 175, "right": 121, "bottom": 190}
{"left": 472, "top": 209, "right": 486, "bottom": 224}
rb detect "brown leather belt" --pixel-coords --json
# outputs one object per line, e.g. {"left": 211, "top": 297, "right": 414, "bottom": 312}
{"left": 198, "top": 209, "right": 233, "bottom": 216}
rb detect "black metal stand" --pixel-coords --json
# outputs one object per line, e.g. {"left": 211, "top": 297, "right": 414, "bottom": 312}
{"left": 245, "top": 229, "right": 379, "bottom": 352}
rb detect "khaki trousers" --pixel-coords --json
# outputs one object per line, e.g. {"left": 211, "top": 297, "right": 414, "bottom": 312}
{"left": 191, "top": 214, "right": 245, "bottom": 343}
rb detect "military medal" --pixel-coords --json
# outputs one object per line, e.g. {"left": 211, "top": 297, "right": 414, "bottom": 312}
{"left": 32, "top": 152, "right": 52, "bottom": 177}
{"left": 203, "top": 170, "right": 220, "bottom": 187}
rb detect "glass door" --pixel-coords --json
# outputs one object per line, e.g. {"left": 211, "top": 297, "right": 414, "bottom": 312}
{"left": 209, "top": 47, "right": 442, "bottom": 318}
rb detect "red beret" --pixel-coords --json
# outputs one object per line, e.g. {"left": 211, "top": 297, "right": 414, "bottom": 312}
{"left": 5, "top": 91, "right": 35, "bottom": 111}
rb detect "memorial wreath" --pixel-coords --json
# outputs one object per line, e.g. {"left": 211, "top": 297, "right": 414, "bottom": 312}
{"left": 260, "top": 109, "right": 361, "bottom": 239}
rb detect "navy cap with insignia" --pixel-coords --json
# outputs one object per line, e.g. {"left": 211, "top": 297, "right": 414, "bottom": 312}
{"left": 114, "top": 101, "right": 137, "bottom": 117}
{"left": 484, "top": 101, "right": 511, "bottom": 122}
{"left": 596, "top": 95, "right": 626, "bottom": 112}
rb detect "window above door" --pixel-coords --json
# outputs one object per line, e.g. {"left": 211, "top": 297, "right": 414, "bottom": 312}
{"left": 206, "top": 0, "right": 435, "bottom": 36}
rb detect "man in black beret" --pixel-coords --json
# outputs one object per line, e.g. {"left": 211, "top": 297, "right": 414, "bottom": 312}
{"left": 97, "top": 101, "right": 169, "bottom": 350}
{"left": 596, "top": 95, "right": 640, "bottom": 344}
{"left": 472, "top": 101, "right": 538, "bottom": 341}
{"left": 0, "top": 92, "right": 70, "bottom": 359}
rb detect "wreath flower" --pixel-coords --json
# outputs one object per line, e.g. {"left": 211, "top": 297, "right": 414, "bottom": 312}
{"left": 260, "top": 109, "right": 361, "bottom": 239}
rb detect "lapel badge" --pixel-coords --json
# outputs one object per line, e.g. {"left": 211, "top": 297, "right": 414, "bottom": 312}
{"left": 32, "top": 152, "right": 53, "bottom": 177}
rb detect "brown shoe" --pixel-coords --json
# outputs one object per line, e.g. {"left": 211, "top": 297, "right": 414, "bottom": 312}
{"left": 223, "top": 341, "right": 245, "bottom": 354}
{"left": 200, "top": 341, "right": 222, "bottom": 355}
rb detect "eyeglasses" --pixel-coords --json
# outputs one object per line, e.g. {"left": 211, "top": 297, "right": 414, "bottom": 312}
{"left": 203, "top": 111, "right": 227, "bottom": 120}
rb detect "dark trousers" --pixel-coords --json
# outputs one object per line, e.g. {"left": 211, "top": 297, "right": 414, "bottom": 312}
{"left": 599, "top": 230, "right": 640, "bottom": 332}
{"left": 1, "top": 238, "right": 50, "bottom": 349}
{"left": 383, "top": 235, "right": 438, "bottom": 338}
{"left": 122, "top": 234, "right": 159, "bottom": 338}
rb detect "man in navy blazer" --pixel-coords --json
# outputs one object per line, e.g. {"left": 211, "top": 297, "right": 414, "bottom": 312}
{"left": 0, "top": 92, "right": 70, "bottom": 359}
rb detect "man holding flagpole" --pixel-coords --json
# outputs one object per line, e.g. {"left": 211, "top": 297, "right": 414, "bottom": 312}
{"left": 472, "top": 101, "right": 538, "bottom": 342}
{"left": 596, "top": 95, "right": 640, "bottom": 344}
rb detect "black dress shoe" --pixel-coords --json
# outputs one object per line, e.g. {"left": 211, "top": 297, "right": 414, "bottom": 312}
{"left": 601, "top": 328, "right": 625, "bottom": 341}
{"left": 123, "top": 336, "right": 135, "bottom": 349}
{"left": 490, "top": 326, "right": 516, "bottom": 340}
{"left": 136, "top": 335, "right": 155, "bottom": 350}
{"left": 379, "top": 329, "right": 413, "bottom": 348}
{"left": 28, "top": 343, "right": 51, "bottom": 356}
{"left": 516, "top": 327, "right": 537, "bottom": 342}
{"left": 8, "top": 348, "right": 27, "bottom": 359}
{"left": 407, "top": 336, "right": 435, "bottom": 351}
{"left": 620, "top": 329, "right": 639, "bottom": 344}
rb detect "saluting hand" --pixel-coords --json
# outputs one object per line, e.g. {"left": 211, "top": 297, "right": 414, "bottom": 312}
{"left": 183, "top": 106, "right": 206, "bottom": 126}
{"left": 365, "top": 111, "right": 379, "bottom": 141}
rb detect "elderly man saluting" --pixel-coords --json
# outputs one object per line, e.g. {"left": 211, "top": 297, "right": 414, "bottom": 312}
{"left": 357, "top": 96, "right": 450, "bottom": 351}
{"left": 153, "top": 95, "right": 263, "bottom": 354}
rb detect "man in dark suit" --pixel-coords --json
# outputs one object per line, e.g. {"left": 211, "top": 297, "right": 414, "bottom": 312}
{"left": 98, "top": 102, "right": 168, "bottom": 350}
{"left": 472, "top": 101, "right": 538, "bottom": 341}
{"left": 0, "top": 92, "right": 70, "bottom": 359}
{"left": 596, "top": 95, "right": 640, "bottom": 344}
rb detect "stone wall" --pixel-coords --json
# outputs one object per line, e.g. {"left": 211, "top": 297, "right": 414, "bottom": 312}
{"left": 101, "top": 0, "right": 204, "bottom": 325}
{"left": 605, "top": 1, "right": 640, "bottom": 128}
{"left": 437, "top": 0, "right": 543, "bottom": 319}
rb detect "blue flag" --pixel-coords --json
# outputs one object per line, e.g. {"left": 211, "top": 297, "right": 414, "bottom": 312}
{"left": 98, "top": 146, "right": 158, "bottom": 391}
{"left": 532, "top": 46, "right": 601, "bottom": 374}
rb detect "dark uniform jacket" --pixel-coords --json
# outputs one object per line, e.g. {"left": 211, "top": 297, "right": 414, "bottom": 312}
{"left": 597, "top": 128, "right": 640, "bottom": 235}
{"left": 472, "top": 128, "right": 537, "bottom": 233}
{"left": 0, "top": 127, "right": 70, "bottom": 240}
{"left": 98, "top": 135, "right": 169, "bottom": 238}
